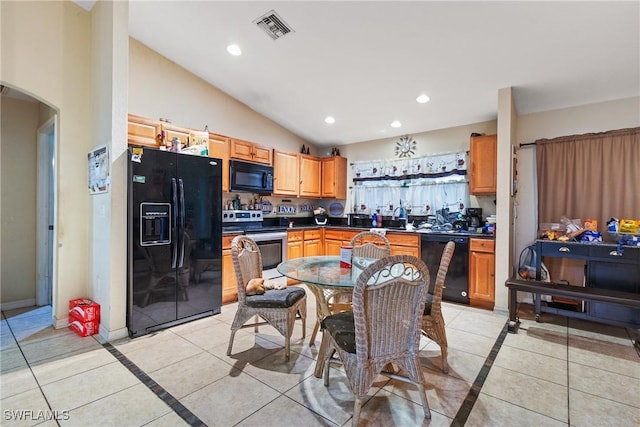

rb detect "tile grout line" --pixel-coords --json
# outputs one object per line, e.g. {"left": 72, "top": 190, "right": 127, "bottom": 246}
{"left": 449, "top": 320, "right": 510, "bottom": 427}
{"left": 1, "top": 310, "right": 60, "bottom": 426}
{"left": 101, "top": 342, "right": 207, "bottom": 427}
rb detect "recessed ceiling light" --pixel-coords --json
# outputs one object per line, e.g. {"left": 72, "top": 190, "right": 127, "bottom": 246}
{"left": 324, "top": 116, "right": 335, "bottom": 124}
{"left": 390, "top": 121, "right": 402, "bottom": 128}
{"left": 226, "top": 44, "right": 242, "bottom": 56}
{"left": 416, "top": 94, "right": 430, "bottom": 104}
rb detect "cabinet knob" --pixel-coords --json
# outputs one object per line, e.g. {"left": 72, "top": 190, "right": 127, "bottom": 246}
{"left": 609, "top": 250, "right": 622, "bottom": 257}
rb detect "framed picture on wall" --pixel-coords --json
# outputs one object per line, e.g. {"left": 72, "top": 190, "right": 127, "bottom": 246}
{"left": 88, "top": 145, "right": 110, "bottom": 194}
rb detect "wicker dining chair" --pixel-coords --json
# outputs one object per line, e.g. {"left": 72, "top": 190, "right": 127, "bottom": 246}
{"left": 309, "top": 231, "right": 391, "bottom": 344}
{"left": 421, "top": 240, "right": 455, "bottom": 373}
{"left": 321, "top": 255, "right": 431, "bottom": 426}
{"left": 227, "top": 236, "right": 307, "bottom": 361}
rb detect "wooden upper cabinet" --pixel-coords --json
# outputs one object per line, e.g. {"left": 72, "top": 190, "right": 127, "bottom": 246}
{"left": 321, "top": 156, "right": 348, "bottom": 199}
{"left": 299, "top": 154, "right": 322, "bottom": 198}
{"left": 209, "top": 133, "right": 229, "bottom": 192}
{"left": 273, "top": 150, "right": 299, "bottom": 196}
{"left": 230, "top": 138, "right": 273, "bottom": 165}
{"left": 469, "top": 134, "right": 497, "bottom": 195}
{"left": 127, "top": 114, "right": 160, "bottom": 148}
{"left": 161, "top": 123, "right": 191, "bottom": 150}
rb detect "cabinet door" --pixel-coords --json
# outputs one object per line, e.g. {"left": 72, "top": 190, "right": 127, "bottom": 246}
{"left": 324, "top": 239, "right": 342, "bottom": 256}
{"left": 469, "top": 135, "right": 497, "bottom": 195}
{"left": 299, "top": 154, "right": 322, "bottom": 198}
{"left": 229, "top": 139, "right": 254, "bottom": 161}
{"left": 209, "top": 133, "right": 229, "bottom": 192}
{"left": 222, "top": 249, "right": 237, "bottom": 303}
{"left": 252, "top": 144, "right": 273, "bottom": 165}
{"left": 304, "top": 239, "right": 322, "bottom": 256}
{"left": 288, "top": 241, "right": 304, "bottom": 259}
{"left": 128, "top": 114, "right": 160, "bottom": 147}
{"left": 469, "top": 251, "right": 495, "bottom": 305}
{"left": 322, "top": 156, "right": 347, "bottom": 199}
{"left": 273, "top": 150, "right": 299, "bottom": 196}
{"left": 162, "top": 123, "right": 191, "bottom": 150}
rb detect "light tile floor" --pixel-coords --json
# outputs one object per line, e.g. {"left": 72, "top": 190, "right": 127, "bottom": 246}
{"left": 1, "top": 286, "right": 638, "bottom": 426}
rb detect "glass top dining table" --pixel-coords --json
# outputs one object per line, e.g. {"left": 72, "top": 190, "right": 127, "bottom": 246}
{"left": 276, "top": 255, "right": 372, "bottom": 288}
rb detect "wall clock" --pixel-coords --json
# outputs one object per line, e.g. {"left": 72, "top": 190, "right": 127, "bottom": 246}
{"left": 395, "top": 135, "right": 416, "bottom": 158}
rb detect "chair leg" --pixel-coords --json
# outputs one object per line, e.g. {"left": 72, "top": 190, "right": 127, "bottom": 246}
{"left": 299, "top": 308, "right": 306, "bottom": 339}
{"left": 351, "top": 396, "right": 363, "bottom": 427}
{"left": 441, "top": 344, "right": 449, "bottom": 374}
{"left": 416, "top": 382, "right": 431, "bottom": 419}
{"left": 227, "top": 329, "right": 237, "bottom": 356}
{"left": 309, "top": 319, "right": 320, "bottom": 344}
{"left": 254, "top": 314, "right": 259, "bottom": 333}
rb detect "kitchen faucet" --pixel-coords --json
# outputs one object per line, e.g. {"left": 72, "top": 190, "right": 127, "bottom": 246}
{"left": 392, "top": 206, "right": 408, "bottom": 227}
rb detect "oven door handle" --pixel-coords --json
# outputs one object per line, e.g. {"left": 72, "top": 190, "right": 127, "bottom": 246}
{"left": 245, "top": 232, "right": 288, "bottom": 241}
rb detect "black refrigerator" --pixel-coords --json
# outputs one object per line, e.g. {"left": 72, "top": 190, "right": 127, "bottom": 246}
{"left": 127, "top": 146, "right": 223, "bottom": 337}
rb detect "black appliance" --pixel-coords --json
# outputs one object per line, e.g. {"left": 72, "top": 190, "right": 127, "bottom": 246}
{"left": 467, "top": 208, "right": 483, "bottom": 230}
{"left": 229, "top": 159, "right": 273, "bottom": 194}
{"left": 420, "top": 234, "right": 470, "bottom": 304}
{"left": 127, "top": 146, "right": 223, "bottom": 337}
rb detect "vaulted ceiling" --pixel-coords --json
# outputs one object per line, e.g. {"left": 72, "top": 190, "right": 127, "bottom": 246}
{"left": 82, "top": 2, "right": 640, "bottom": 146}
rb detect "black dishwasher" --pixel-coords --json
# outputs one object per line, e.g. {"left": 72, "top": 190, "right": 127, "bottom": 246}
{"left": 420, "top": 234, "right": 470, "bottom": 304}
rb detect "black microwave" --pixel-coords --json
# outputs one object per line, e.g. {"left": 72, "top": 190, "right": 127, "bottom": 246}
{"left": 229, "top": 159, "right": 274, "bottom": 194}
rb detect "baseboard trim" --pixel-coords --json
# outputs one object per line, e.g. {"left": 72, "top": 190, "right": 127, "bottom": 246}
{"left": 0, "top": 298, "right": 36, "bottom": 311}
{"left": 100, "top": 325, "right": 128, "bottom": 342}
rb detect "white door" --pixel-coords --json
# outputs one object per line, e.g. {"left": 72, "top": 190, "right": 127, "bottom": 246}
{"left": 36, "top": 117, "right": 56, "bottom": 306}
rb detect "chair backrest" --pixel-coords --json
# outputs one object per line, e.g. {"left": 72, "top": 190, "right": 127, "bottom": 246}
{"left": 351, "top": 255, "right": 430, "bottom": 365}
{"left": 231, "top": 235, "right": 263, "bottom": 302}
{"left": 429, "top": 241, "right": 455, "bottom": 316}
{"left": 350, "top": 231, "right": 391, "bottom": 259}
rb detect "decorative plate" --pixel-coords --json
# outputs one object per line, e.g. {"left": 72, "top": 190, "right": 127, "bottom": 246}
{"left": 261, "top": 200, "right": 273, "bottom": 215}
{"left": 329, "top": 202, "right": 344, "bottom": 216}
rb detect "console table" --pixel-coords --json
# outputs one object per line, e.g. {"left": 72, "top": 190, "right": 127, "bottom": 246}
{"left": 526, "top": 240, "right": 640, "bottom": 328}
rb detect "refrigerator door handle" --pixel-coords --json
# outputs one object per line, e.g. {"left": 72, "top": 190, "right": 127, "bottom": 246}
{"left": 171, "top": 178, "right": 178, "bottom": 269}
{"left": 178, "top": 178, "right": 186, "bottom": 268}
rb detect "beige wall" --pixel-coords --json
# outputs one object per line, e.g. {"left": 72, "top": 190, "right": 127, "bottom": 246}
{"left": 0, "top": 97, "right": 39, "bottom": 304}
{"left": 129, "top": 39, "right": 311, "bottom": 155}
{"left": 1, "top": 0, "right": 92, "bottom": 325}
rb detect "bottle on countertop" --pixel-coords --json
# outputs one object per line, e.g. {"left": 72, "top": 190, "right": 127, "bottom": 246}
{"left": 376, "top": 209, "right": 382, "bottom": 228}
{"left": 372, "top": 211, "right": 378, "bottom": 228}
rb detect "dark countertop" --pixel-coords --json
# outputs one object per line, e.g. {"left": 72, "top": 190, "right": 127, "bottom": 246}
{"left": 223, "top": 223, "right": 495, "bottom": 239}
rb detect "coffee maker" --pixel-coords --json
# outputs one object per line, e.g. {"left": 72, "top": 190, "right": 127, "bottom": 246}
{"left": 466, "top": 208, "right": 483, "bottom": 230}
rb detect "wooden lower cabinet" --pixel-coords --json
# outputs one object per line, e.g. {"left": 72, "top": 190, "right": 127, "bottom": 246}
{"left": 469, "top": 238, "right": 495, "bottom": 309}
{"left": 303, "top": 229, "right": 322, "bottom": 256}
{"left": 324, "top": 229, "right": 357, "bottom": 255}
{"left": 222, "top": 234, "right": 241, "bottom": 303}
{"left": 386, "top": 232, "right": 420, "bottom": 258}
{"left": 287, "top": 230, "right": 304, "bottom": 260}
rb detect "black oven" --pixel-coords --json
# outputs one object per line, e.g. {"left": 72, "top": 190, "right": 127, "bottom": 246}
{"left": 229, "top": 160, "right": 273, "bottom": 194}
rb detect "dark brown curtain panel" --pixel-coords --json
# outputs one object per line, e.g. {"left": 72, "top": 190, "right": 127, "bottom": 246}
{"left": 536, "top": 127, "right": 640, "bottom": 236}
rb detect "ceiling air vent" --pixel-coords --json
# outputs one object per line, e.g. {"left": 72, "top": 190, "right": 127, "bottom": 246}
{"left": 254, "top": 10, "right": 294, "bottom": 40}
